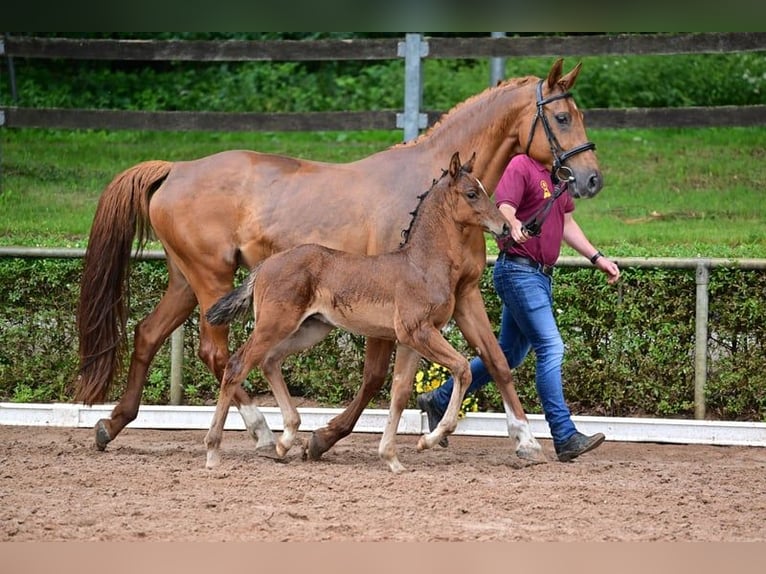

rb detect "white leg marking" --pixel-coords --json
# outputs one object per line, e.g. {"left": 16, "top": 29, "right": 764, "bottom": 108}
{"left": 238, "top": 403, "right": 277, "bottom": 450}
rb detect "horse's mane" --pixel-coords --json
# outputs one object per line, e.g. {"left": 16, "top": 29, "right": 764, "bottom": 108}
{"left": 398, "top": 168, "right": 450, "bottom": 248}
{"left": 392, "top": 75, "right": 537, "bottom": 149}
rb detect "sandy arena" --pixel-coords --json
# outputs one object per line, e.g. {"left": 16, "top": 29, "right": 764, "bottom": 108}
{"left": 2, "top": 423, "right": 765, "bottom": 542}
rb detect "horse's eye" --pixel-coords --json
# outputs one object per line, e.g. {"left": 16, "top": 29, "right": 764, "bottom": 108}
{"left": 466, "top": 192, "right": 478, "bottom": 200}
{"left": 555, "top": 113, "right": 570, "bottom": 125}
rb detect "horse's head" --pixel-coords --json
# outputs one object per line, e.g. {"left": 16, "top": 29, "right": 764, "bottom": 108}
{"left": 447, "top": 151, "right": 509, "bottom": 239}
{"left": 520, "top": 59, "right": 603, "bottom": 199}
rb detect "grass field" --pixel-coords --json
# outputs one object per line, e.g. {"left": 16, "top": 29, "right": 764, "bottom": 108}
{"left": 1, "top": 126, "right": 764, "bottom": 258}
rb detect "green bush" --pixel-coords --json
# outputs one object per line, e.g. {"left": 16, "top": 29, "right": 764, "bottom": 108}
{"left": 3, "top": 34, "right": 764, "bottom": 112}
{"left": 3, "top": 257, "right": 763, "bottom": 422}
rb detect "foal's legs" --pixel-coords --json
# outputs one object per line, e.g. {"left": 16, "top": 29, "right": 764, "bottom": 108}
{"left": 306, "top": 337, "right": 395, "bottom": 460}
{"left": 396, "top": 324, "right": 472, "bottom": 451}
{"left": 378, "top": 345, "right": 421, "bottom": 473}
{"left": 260, "top": 319, "right": 334, "bottom": 457}
{"left": 197, "top": 311, "right": 277, "bottom": 456}
{"left": 205, "top": 315, "right": 333, "bottom": 467}
{"left": 205, "top": 336, "right": 261, "bottom": 469}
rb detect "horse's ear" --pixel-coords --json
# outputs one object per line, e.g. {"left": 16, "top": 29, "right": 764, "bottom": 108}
{"left": 546, "top": 58, "right": 564, "bottom": 90}
{"left": 449, "top": 151, "right": 461, "bottom": 178}
{"left": 463, "top": 151, "right": 476, "bottom": 173}
{"left": 559, "top": 61, "right": 583, "bottom": 91}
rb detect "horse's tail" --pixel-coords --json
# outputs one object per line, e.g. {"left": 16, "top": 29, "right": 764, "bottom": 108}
{"left": 206, "top": 266, "right": 260, "bottom": 326}
{"left": 74, "top": 160, "right": 173, "bottom": 405}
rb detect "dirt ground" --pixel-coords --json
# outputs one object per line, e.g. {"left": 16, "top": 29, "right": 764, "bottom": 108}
{"left": 2, "top": 424, "right": 765, "bottom": 542}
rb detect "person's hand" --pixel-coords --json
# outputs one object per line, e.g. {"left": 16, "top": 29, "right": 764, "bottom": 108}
{"left": 596, "top": 257, "right": 620, "bottom": 284}
{"left": 510, "top": 221, "right": 530, "bottom": 244}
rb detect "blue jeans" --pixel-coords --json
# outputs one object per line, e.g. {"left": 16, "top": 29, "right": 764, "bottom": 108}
{"left": 430, "top": 254, "right": 577, "bottom": 446}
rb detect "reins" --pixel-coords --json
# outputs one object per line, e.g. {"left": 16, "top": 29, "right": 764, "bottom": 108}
{"left": 521, "top": 79, "right": 596, "bottom": 236}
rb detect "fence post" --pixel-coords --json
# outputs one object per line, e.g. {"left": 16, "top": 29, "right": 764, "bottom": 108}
{"left": 489, "top": 32, "right": 506, "bottom": 86}
{"left": 170, "top": 325, "right": 184, "bottom": 405}
{"left": 397, "top": 33, "right": 428, "bottom": 142}
{"left": 694, "top": 260, "right": 710, "bottom": 419}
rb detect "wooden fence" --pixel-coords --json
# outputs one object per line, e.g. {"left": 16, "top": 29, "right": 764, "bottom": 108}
{"left": 2, "top": 32, "right": 766, "bottom": 136}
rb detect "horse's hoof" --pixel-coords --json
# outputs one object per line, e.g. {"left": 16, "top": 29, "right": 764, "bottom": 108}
{"left": 255, "top": 443, "right": 283, "bottom": 460}
{"left": 94, "top": 420, "right": 111, "bottom": 451}
{"left": 305, "top": 432, "right": 328, "bottom": 461}
{"left": 516, "top": 446, "right": 548, "bottom": 465}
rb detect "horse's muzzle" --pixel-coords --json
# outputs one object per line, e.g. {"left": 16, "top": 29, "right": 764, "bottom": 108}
{"left": 571, "top": 170, "right": 603, "bottom": 199}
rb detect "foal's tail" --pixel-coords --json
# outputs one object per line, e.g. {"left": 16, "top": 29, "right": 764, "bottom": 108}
{"left": 74, "top": 160, "right": 173, "bottom": 405}
{"left": 206, "top": 266, "right": 260, "bottom": 326}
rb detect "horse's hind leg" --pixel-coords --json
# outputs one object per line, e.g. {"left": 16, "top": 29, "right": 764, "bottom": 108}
{"left": 95, "top": 262, "right": 196, "bottom": 450}
{"left": 378, "top": 345, "right": 420, "bottom": 473}
{"left": 307, "top": 338, "right": 395, "bottom": 460}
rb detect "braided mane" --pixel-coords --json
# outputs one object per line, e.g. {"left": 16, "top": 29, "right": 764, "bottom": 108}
{"left": 398, "top": 168, "right": 449, "bottom": 248}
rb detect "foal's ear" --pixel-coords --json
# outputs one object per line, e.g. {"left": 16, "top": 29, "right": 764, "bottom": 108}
{"left": 449, "top": 151, "right": 462, "bottom": 178}
{"left": 462, "top": 151, "right": 476, "bottom": 173}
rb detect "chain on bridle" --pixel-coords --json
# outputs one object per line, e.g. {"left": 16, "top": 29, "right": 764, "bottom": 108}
{"left": 520, "top": 79, "right": 596, "bottom": 236}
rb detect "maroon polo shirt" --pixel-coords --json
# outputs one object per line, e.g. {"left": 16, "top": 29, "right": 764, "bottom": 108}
{"left": 495, "top": 154, "right": 575, "bottom": 267}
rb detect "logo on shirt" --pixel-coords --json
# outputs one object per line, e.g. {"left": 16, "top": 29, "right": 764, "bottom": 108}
{"left": 539, "top": 179, "right": 552, "bottom": 199}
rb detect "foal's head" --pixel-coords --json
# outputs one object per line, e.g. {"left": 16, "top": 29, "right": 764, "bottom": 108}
{"left": 413, "top": 152, "right": 510, "bottom": 243}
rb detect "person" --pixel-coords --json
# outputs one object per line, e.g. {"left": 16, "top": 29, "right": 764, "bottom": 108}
{"left": 417, "top": 153, "right": 621, "bottom": 462}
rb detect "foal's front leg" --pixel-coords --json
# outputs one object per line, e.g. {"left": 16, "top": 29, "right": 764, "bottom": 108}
{"left": 398, "top": 326, "right": 471, "bottom": 451}
{"left": 378, "top": 345, "right": 421, "bottom": 473}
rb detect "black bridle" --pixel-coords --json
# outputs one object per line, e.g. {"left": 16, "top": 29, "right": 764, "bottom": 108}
{"left": 520, "top": 79, "right": 596, "bottom": 236}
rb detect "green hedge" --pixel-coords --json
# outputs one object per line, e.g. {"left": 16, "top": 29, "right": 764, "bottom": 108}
{"left": 1, "top": 258, "right": 764, "bottom": 421}
{"left": 3, "top": 34, "right": 765, "bottom": 112}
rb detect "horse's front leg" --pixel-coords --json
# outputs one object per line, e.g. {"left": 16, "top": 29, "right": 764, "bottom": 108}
{"left": 452, "top": 288, "right": 546, "bottom": 463}
{"left": 307, "top": 338, "right": 395, "bottom": 460}
{"left": 378, "top": 345, "right": 421, "bottom": 473}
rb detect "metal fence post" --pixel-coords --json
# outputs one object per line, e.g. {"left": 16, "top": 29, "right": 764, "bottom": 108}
{"left": 396, "top": 33, "right": 428, "bottom": 142}
{"left": 170, "top": 325, "right": 184, "bottom": 405}
{"left": 694, "top": 260, "right": 711, "bottom": 419}
{"left": 489, "top": 32, "right": 506, "bottom": 86}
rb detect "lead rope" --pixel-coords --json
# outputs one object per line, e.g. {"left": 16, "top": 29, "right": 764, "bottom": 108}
{"left": 519, "top": 181, "right": 567, "bottom": 236}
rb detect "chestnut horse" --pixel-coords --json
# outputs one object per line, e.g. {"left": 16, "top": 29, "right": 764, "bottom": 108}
{"left": 204, "top": 152, "right": 541, "bottom": 472}
{"left": 75, "top": 59, "right": 602, "bottom": 460}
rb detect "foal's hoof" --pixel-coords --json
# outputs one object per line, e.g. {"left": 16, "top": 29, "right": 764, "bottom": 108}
{"left": 516, "top": 446, "right": 548, "bottom": 465}
{"left": 94, "top": 420, "right": 112, "bottom": 451}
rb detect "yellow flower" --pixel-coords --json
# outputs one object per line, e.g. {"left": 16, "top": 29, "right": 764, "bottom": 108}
{"left": 415, "top": 362, "right": 479, "bottom": 419}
